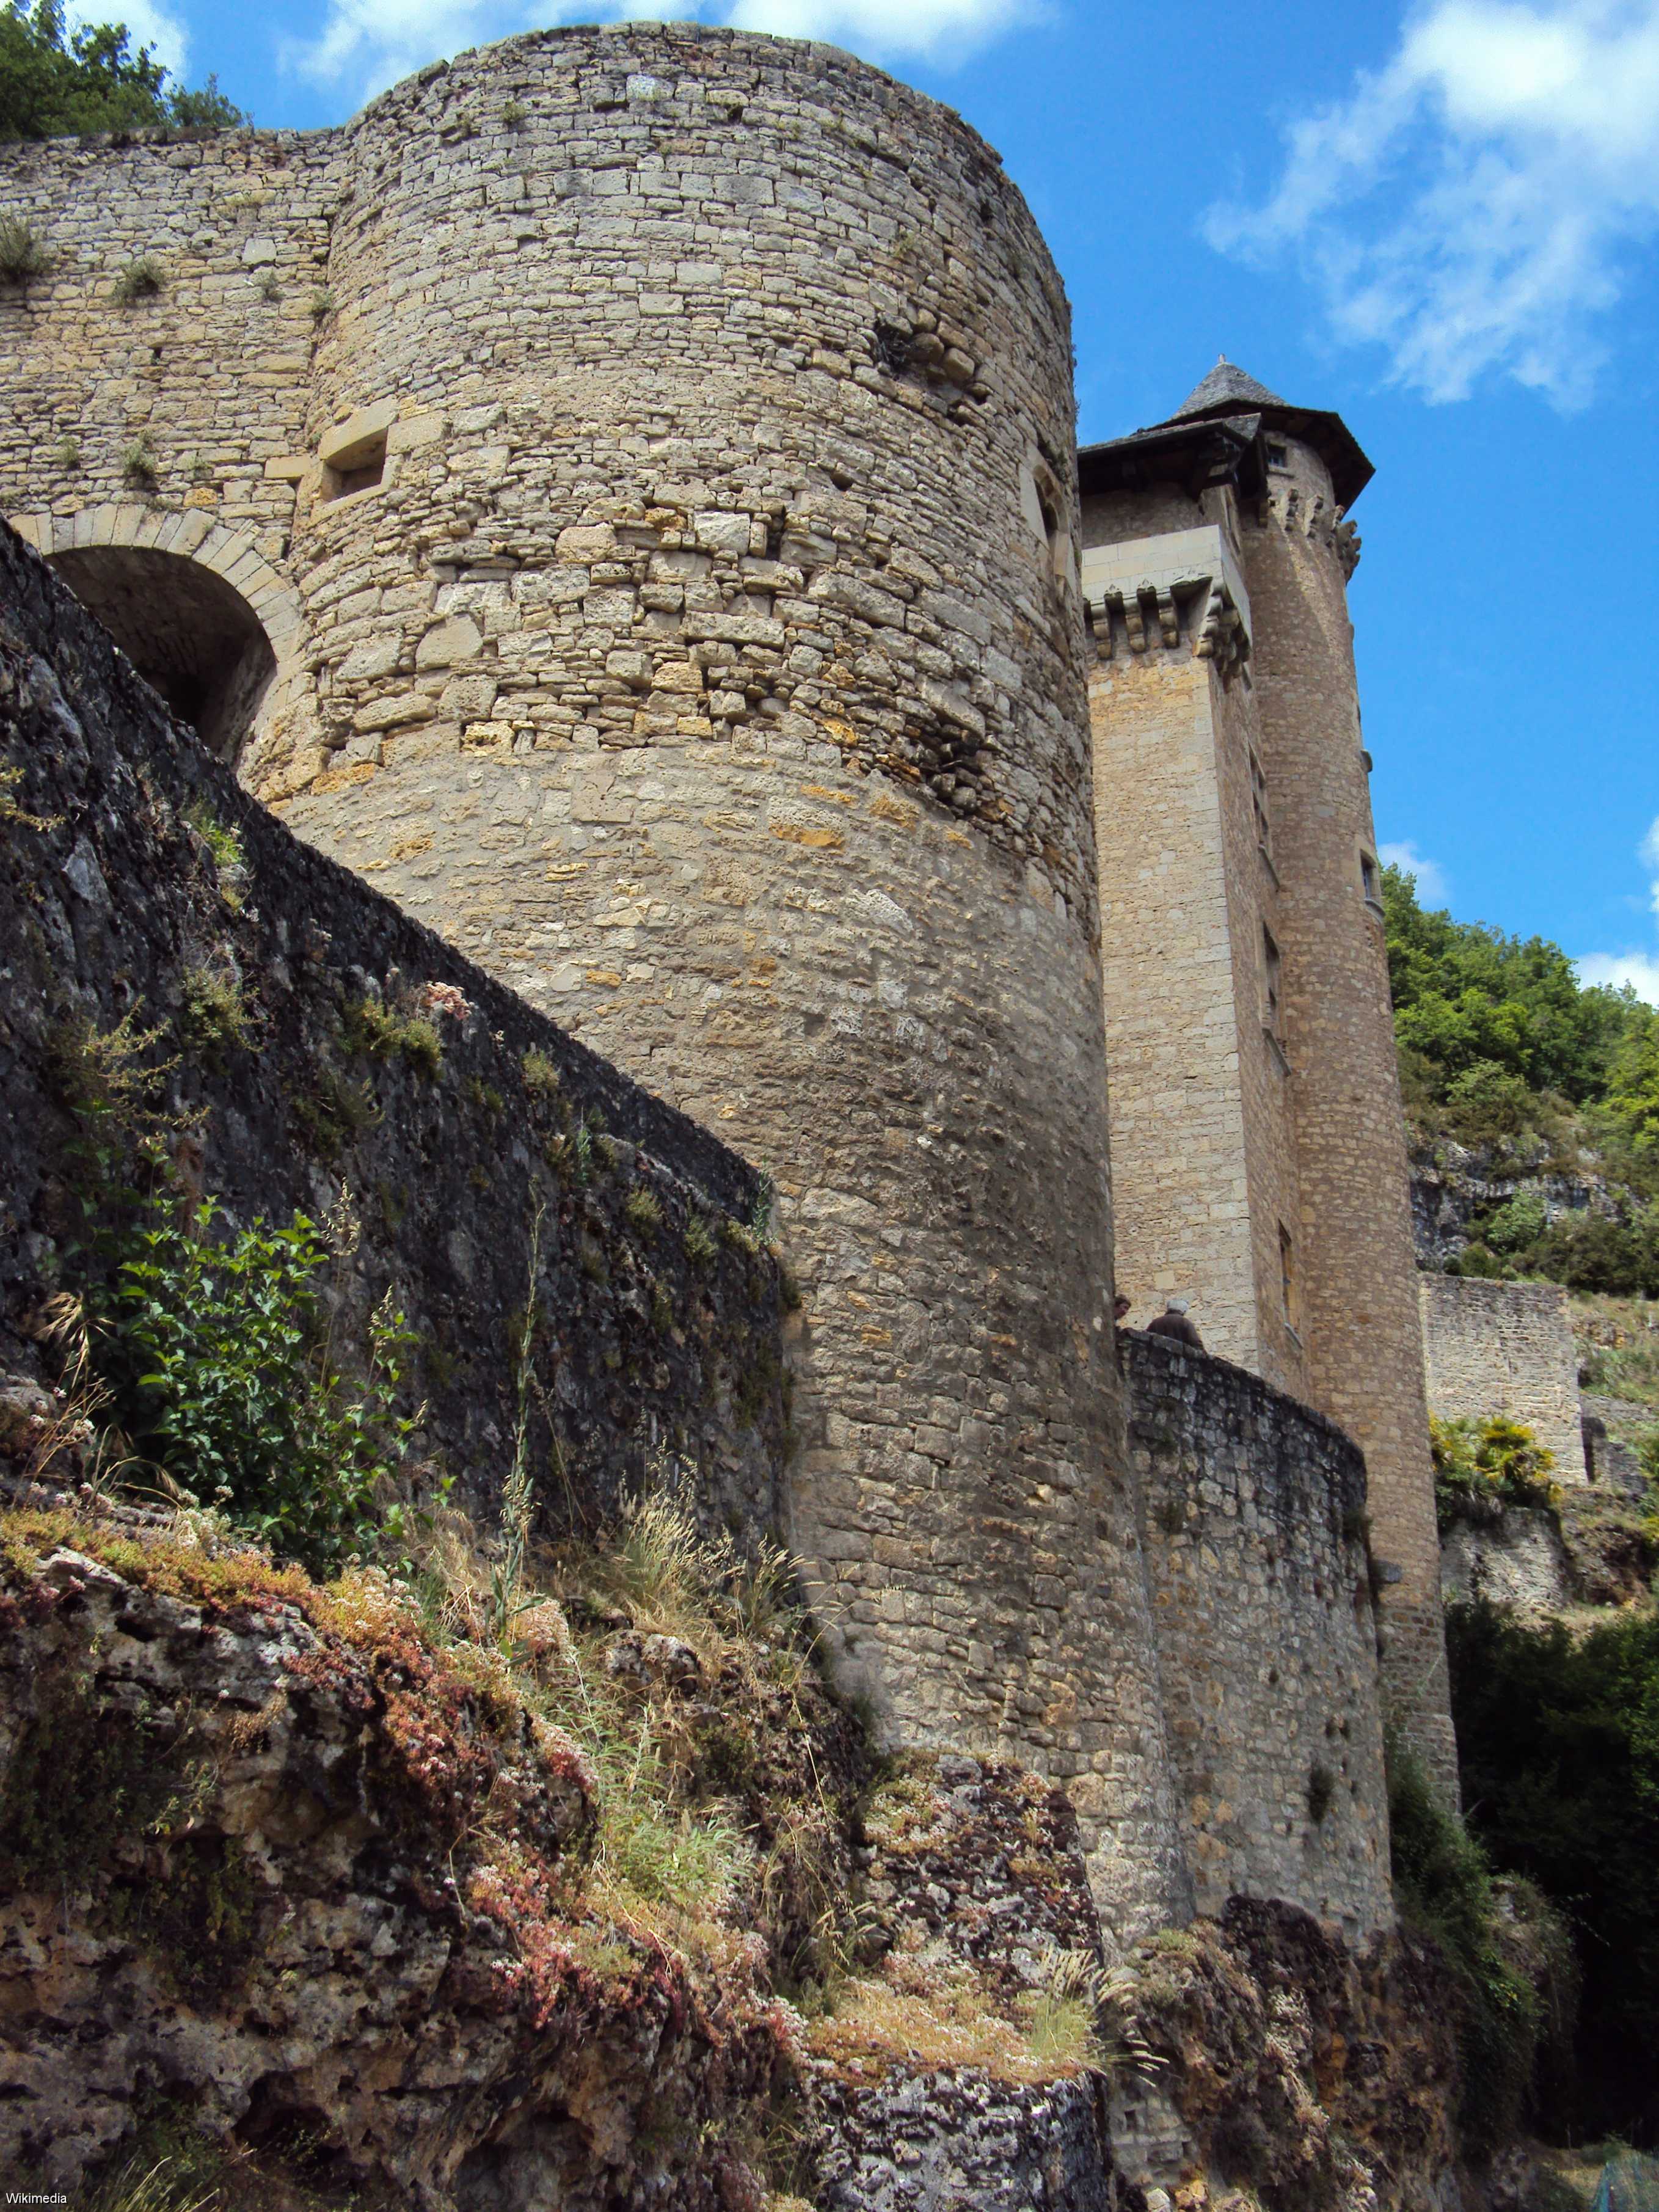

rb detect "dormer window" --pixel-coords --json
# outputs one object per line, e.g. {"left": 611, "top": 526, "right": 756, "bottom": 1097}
{"left": 1266, "top": 440, "right": 1289, "bottom": 469}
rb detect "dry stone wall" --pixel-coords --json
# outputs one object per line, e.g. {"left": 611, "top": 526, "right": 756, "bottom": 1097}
{"left": 1418, "top": 1273, "right": 1587, "bottom": 1481}
{"left": 1123, "top": 1332, "right": 1392, "bottom": 1938}
{"left": 0, "top": 522, "right": 784, "bottom": 1533}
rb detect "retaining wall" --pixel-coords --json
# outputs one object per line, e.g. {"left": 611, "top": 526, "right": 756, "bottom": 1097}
{"left": 1123, "top": 1332, "right": 1392, "bottom": 1938}
{"left": 0, "top": 522, "right": 784, "bottom": 1533}
{"left": 1418, "top": 1273, "right": 1587, "bottom": 1481}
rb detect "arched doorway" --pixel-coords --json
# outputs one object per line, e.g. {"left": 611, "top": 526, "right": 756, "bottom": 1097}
{"left": 9, "top": 509, "right": 306, "bottom": 776}
{"left": 48, "top": 544, "right": 277, "bottom": 762}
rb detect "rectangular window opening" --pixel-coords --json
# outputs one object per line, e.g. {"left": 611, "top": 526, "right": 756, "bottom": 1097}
{"left": 320, "top": 429, "right": 387, "bottom": 505}
{"left": 1360, "top": 849, "right": 1383, "bottom": 916}
{"left": 1262, "top": 924, "right": 1283, "bottom": 1037}
{"left": 1279, "top": 1224, "right": 1299, "bottom": 1333}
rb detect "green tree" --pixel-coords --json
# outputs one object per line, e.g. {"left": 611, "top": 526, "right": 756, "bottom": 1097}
{"left": 1448, "top": 1599, "right": 1659, "bottom": 2145}
{"left": 0, "top": 1, "right": 243, "bottom": 140}
{"left": 1383, "top": 863, "right": 1640, "bottom": 1114}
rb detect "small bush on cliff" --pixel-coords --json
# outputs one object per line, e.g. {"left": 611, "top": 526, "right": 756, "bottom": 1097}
{"left": 77, "top": 1194, "right": 420, "bottom": 1569}
{"left": 0, "top": 208, "right": 46, "bottom": 279}
{"left": 1387, "top": 1740, "right": 1555, "bottom": 2152}
{"left": 1432, "top": 1413, "right": 1561, "bottom": 1528}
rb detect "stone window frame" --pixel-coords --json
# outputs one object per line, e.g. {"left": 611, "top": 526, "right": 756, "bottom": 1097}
{"left": 315, "top": 399, "right": 396, "bottom": 512}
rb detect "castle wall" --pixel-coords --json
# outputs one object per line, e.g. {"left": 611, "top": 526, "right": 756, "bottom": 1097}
{"left": 0, "top": 524, "right": 784, "bottom": 1531}
{"left": 0, "top": 126, "right": 336, "bottom": 768}
{"left": 1419, "top": 1274, "right": 1586, "bottom": 1481}
{"left": 1124, "top": 1332, "right": 1391, "bottom": 1938}
{"left": 1239, "top": 442, "right": 1456, "bottom": 1790}
{"left": 0, "top": 27, "right": 1190, "bottom": 1927}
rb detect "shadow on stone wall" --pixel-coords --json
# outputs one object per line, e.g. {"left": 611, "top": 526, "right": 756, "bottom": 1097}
{"left": 0, "top": 521, "right": 784, "bottom": 1537}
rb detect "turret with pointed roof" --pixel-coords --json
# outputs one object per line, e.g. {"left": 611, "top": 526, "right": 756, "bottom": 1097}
{"left": 1077, "top": 357, "right": 1374, "bottom": 511}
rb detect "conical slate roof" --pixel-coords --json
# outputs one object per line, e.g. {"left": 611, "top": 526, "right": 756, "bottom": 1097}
{"left": 1169, "top": 359, "right": 1288, "bottom": 420}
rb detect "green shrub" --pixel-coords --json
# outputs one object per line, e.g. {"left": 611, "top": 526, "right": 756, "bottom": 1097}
{"left": 81, "top": 1195, "right": 418, "bottom": 1571}
{"left": 1485, "top": 1192, "right": 1549, "bottom": 1254}
{"left": 523, "top": 1046, "right": 561, "bottom": 1099}
{"left": 0, "top": 210, "right": 47, "bottom": 280}
{"left": 624, "top": 1188, "right": 662, "bottom": 1241}
{"left": 186, "top": 802, "right": 246, "bottom": 907}
{"left": 122, "top": 431, "right": 158, "bottom": 486}
{"left": 1432, "top": 1413, "right": 1561, "bottom": 1527}
{"left": 683, "top": 1214, "right": 716, "bottom": 1269}
{"left": 112, "top": 257, "right": 165, "bottom": 305}
{"left": 341, "top": 996, "right": 442, "bottom": 1077}
{"left": 1388, "top": 1740, "right": 1547, "bottom": 2151}
{"left": 177, "top": 965, "right": 250, "bottom": 1065}
{"left": 1448, "top": 1599, "right": 1659, "bottom": 2144}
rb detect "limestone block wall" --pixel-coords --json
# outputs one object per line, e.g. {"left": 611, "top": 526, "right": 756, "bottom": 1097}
{"left": 1419, "top": 1274, "right": 1587, "bottom": 1481}
{"left": 1123, "top": 1332, "right": 1391, "bottom": 1938}
{"left": 1239, "top": 442, "right": 1456, "bottom": 1793}
{"left": 0, "top": 25, "right": 1189, "bottom": 1930}
{"left": 0, "top": 523, "right": 784, "bottom": 1534}
{"left": 0, "top": 126, "right": 337, "bottom": 767}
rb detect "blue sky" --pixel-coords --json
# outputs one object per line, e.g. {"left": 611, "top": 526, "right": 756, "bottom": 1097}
{"left": 112, "top": 0, "right": 1659, "bottom": 998}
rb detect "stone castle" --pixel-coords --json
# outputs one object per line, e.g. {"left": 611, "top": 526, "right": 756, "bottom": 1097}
{"left": 0, "top": 21, "right": 1449, "bottom": 1943}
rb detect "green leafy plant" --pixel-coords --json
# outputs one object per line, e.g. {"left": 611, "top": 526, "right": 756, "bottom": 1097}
{"left": 112, "top": 256, "right": 165, "bottom": 305}
{"left": 53, "top": 432, "right": 78, "bottom": 470}
{"left": 81, "top": 1194, "right": 420, "bottom": 1569}
{"left": 177, "top": 965, "right": 250, "bottom": 1065}
{"left": 1431, "top": 1412, "right": 1561, "bottom": 1527}
{"left": 0, "top": 208, "right": 46, "bottom": 279}
{"left": 522, "top": 1045, "right": 561, "bottom": 1100}
{"left": 684, "top": 1213, "right": 716, "bottom": 1269}
{"left": 341, "top": 995, "right": 442, "bottom": 1077}
{"left": 308, "top": 285, "right": 334, "bottom": 323}
{"left": 186, "top": 801, "right": 246, "bottom": 907}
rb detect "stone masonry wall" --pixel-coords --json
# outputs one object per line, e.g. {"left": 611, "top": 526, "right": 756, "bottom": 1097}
{"left": 0, "top": 522, "right": 785, "bottom": 1535}
{"left": 1238, "top": 442, "right": 1456, "bottom": 1795}
{"left": 0, "top": 126, "right": 338, "bottom": 770}
{"left": 0, "top": 26, "right": 1190, "bottom": 1932}
{"left": 1419, "top": 1273, "right": 1587, "bottom": 1481}
{"left": 1123, "top": 1332, "right": 1392, "bottom": 1938}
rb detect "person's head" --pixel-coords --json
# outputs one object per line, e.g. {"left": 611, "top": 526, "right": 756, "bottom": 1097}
{"left": 1165, "top": 1297, "right": 1190, "bottom": 1316}
{"left": 1114, "top": 1294, "right": 1131, "bottom": 1321}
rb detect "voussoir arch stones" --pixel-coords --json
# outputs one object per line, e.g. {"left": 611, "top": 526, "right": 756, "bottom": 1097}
{"left": 8, "top": 505, "right": 310, "bottom": 773}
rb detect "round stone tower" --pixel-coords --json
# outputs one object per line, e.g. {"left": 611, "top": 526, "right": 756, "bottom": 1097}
{"left": 1222, "top": 379, "right": 1457, "bottom": 1789}
{"left": 275, "top": 24, "right": 1185, "bottom": 1925}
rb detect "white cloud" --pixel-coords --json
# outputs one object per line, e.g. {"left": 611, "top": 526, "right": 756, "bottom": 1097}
{"left": 1575, "top": 813, "right": 1659, "bottom": 1005}
{"left": 1577, "top": 951, "right": 1659, "bottom": 1001}
{"left": 290, "top": 0, "right": 1040, "bottom": 106}
{"left": 1206, "top": 0, "right": 1659, "bottom": 406}
{"left": 68, "top": 0, "right": 189, "bottom": 76}
{"left": 1379, "top": 839, "right": 1451, "bottom": 903}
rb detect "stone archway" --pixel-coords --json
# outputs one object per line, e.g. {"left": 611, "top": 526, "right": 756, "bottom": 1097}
{"left": 9, "top": 508, "right": 304, "bottom": 768}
